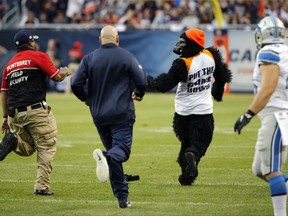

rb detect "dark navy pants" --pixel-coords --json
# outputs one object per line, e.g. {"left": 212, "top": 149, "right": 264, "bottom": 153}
{"left": 95, "top": 120, "right": 134, "bottom": 202}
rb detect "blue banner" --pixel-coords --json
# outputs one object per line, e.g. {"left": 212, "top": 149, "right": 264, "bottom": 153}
{"left": 0, "top": 29, "right": 187, "bottom": 77}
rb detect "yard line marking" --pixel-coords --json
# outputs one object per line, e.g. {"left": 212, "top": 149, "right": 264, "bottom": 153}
{"left": 0, "top": 179, "right": 266, "bottom": 187}
{"left": 54, "top": 141, "right": 253, "bottom": 149}
{"left": 0, "top": 198, "right": 268, "bottom": 207}
{"left": 138, "top": 127, "right": 258, "bottom": 134}
{"left": 215, "top": 126, "right": 258, "bottom": 133}
{"left": 0, "top": 163, "right": 252, "bottom": 169}
{"left": 57, "top": 141, "right": 102, "bottom": 146}
{"left": 138, "top": 127, "right": 173, "bottom": 133}
{"left": 0, "top": 179, "right": 91, "bottom": 184}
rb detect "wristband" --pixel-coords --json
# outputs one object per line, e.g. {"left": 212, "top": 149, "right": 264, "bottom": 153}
{"left": 244, "top": 109, "right": 255, "bottom": 119}
{"left": 247, "top": 109, "right": 255, "bottom": 117}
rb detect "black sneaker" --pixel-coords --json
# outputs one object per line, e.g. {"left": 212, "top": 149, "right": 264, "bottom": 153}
{"left": 34, "top": 189, "right": 54, "bottom": 196}
{"left": 184, "top": 152, "right": 198, "bottom": 181}
{"left": 0, "top": 132, "right": 17, "bottom": 161}
{"left": 124, "top": 174, "right": 140, "bottom": 182}
{"left": 178, "top": 174, "right": 193, "bottom": 186}
{"left": 118, "top": 200, "right": 131, "bottom": 208}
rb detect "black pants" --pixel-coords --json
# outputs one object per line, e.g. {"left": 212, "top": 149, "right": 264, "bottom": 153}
{"left": 173, "top": 112, "right": 214, "bottom": 175}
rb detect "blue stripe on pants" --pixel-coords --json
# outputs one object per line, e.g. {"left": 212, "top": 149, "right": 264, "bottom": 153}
{"left": 272, "top": 127, "right": 282, "bottom": 172}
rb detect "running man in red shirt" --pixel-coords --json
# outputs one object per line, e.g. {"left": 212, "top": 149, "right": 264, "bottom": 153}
{"left": 0, "top": 30, "right": 71, "bottom": 196}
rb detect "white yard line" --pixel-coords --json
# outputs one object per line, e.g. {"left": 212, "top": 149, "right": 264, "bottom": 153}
{"left": 0, "top": 179, "right": 265, "bottom": 187}
{"left": 0, "top": 198, "right": 268, "bottom": 207}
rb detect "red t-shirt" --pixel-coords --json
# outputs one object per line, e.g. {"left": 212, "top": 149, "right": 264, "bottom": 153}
{"left": 1, "top": 49, "right": 59, "bottom": 108}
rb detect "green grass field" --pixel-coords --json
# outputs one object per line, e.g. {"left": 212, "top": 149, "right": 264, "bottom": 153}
{"left": 0, "top": 93, "right": 282, "bottom": 216}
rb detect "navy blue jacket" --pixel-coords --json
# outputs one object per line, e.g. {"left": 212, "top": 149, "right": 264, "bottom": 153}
{"left": 71, "top": 43, "right": 146, "bottom": 126}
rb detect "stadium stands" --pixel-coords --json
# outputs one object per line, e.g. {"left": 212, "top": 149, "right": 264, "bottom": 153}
{"left": 1, "top": 0, "right": 288, "bottom": 30}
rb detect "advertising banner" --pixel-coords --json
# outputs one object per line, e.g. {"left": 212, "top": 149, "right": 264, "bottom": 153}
{"left": 0, "top": 29, "right": 260, "bottom": 93}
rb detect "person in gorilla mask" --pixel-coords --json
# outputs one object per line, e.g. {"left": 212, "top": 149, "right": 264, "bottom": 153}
{"left": 148, "top": 28, "right": 232, "bottom": 186}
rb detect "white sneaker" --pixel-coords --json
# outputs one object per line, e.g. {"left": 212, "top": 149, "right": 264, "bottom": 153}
{"left": 93, "top": 149, "right": 109, "bottom": 182}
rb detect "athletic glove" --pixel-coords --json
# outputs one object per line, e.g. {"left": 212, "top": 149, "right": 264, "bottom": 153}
{"left": 234, "top": 110, "right": 255, "bottom": 134}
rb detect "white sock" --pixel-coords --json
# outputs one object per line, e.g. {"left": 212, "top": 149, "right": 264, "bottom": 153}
{"left": 271, "top": 195, "right": 287, "bottom": 216}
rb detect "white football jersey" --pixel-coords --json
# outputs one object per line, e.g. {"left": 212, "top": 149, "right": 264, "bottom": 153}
{"left": 175, "top": 50, "right": 215, "bottom": 115}
{"left": 253, "top": 44, "right": 288, "bottom": 111}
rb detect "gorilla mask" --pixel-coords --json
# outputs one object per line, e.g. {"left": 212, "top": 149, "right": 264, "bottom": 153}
{"left": 173, "top": 33, "right": 204, "bottom": 58}
{"left": 173, "top": 36, "right": 186, "bottom": 55}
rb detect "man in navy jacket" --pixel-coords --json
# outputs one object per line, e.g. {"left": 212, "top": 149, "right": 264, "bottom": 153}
{"left": 71, "top": 25, "right": 146, "bottom": 208}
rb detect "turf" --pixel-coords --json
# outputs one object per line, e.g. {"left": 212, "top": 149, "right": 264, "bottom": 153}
{"left": 0, "top": 93, "right": 282, "bottom": 216}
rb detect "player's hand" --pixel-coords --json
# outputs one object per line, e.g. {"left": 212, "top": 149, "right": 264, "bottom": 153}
{"left": 1, "top": 117, "right": 10, "bottom": 134}
{"left": 60, "top": 67, "right": 72, "bottom": 76}
{"left": 132, "top": 92, "right": 142, "bottom": 101}
{"left": 234, "top": 110, "right": 255, "bottom": 134}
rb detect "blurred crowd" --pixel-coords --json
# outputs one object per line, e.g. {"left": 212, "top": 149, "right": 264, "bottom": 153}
{"left": 1, "top": 0, "right": 288, "bottom": 30}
